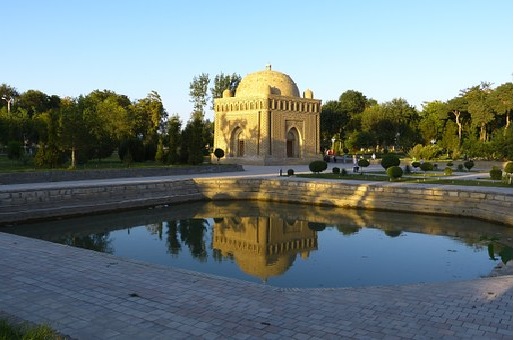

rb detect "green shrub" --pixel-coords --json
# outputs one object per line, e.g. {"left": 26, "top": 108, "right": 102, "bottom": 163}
{"left": 340, "top": 168, "right": 348, "bottom": 176}
{"left": 504, "top": 161, "right": 513, "bottom": 174}
{"left": 446, "top": 161, "right": 454, "bottom": 167}
{"left": 463, "top": 160, "right": 474, "bottom": 172}
{"left": 380, "top": 154, "right": 400, "bottom": 169}
{"left": 287, "top": 169, "right": 294, "bottom": 176}
{"left": 419, "top": 162, "right": 434, "bottom": 172}
{"left": 386, "top": 166, "right": 403, "bottom": 180}
{"left": 490, "top": 167, "right": 503, "bottom": 180}
{"left": 357, "top": 159, "right": 370, "bottom": 167}
{"left": 332, "top": 167, "right": 340, "bottom": 174}
{"left": 309, "top": 160, "right": 328, "bottom": 174}
{"left": 213, "top": 148, "right": 224, "bottom": 162}
{"left": 411, "top": 161, "right": 420, "bottom": 168}
{"left": 444, "top": 167, "right": 453, "bottom": 176}
{"left": 457, "top": 164, "right": 464, "bottom": 171}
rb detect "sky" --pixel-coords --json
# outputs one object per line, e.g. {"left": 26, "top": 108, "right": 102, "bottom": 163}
{"left": 2, "top": 1, "right": 512, "bottom": 123}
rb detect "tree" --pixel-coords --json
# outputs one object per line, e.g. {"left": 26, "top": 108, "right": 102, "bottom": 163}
{"left": 210, "top": 72, "right": 241, "bottom": 109}
{"left": 320, "top": 100, "right": 348, "bottom": 149}
{"left": 446, "top": 96, "right": 468, "bottom": 145}
{"left": 419, "top": 101, "right": 446, "bottom": 144}
{"left": 189, "top": 73, "right": 210, "bottom": 119}
{"left": 131, "top": 91, "right": 167, "bottom": 144}
{"left": 167, "top": 114, "right": 182, "bottom": 164}
{"left": 489, "top": 82, "right": 513, "bottom": 131}
{"left": 463, "top": 82, "right": 495, "bottom": 142}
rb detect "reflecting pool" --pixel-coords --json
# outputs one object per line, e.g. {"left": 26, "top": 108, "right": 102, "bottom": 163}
{"left": 2, "top": 201, "right": 511, "bottom": 288}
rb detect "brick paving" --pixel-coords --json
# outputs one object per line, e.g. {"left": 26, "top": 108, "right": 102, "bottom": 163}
{"left": 0, "top": 231, "right": 512, "bottom": 339}
{"left": 0, "top": 165, "right": 512, "bottom": 339}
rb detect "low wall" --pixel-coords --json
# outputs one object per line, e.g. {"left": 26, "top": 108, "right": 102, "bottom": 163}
{"left": 0, "top": 164, "right": 243, "bottom": 184}
{"left": 0, "top": 177, "right": 511, "bottom": 225}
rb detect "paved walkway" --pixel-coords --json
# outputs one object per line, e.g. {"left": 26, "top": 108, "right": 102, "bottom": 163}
{"left": 0, "top": 165, "right": 512, "bottom": 339}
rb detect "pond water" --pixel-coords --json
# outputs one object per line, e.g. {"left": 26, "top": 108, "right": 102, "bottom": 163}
{"left": 2, "top": 201, "right": 511, "bottom": 288}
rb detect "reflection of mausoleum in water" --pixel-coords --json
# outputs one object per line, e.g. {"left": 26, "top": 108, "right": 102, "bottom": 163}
{"left": 212, "top": 216, "right": 318, "bottom": 281}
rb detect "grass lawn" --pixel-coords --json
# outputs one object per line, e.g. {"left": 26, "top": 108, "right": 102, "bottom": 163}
{"left": 0, "top": 319, "right": 62, "bottom": 340}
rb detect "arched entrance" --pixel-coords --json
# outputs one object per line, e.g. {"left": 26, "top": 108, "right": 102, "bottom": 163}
{"left": 287, "top": 128, "right": 300, "bottom": 158}
{"left": 230, "top": 127, "right": 245, "bottom": 157}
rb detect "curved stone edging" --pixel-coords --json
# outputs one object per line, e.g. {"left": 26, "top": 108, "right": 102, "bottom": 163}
{"left": 0, "top": 176, "right": 512, "bottom": 225}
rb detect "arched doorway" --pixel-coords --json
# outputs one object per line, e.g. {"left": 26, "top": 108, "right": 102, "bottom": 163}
{"left": 287, "top": 128, "right": 300, "bottom": 158}
{"left": 230, "top": 127, "right": 245, "bottom": 157}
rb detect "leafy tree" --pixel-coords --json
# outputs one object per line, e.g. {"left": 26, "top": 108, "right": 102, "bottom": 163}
{"left": 489, "top": 82, "right": 513, "bottom": 131}
{"left": 446, "top": 96, "right": 468, "bottom": 145}
{"left": 167, "top": 114, "right": 182, "bottom": 164}
{"left": 419, "top": 101, "right": 446, "bottom": 144}
{"left": 320, "top": 100, "right": 347, "bottom": 149}
{"left": 210, "top": 72, "right": 241, "bottom": 109}
{"left": 463, "top": 82, "right": 495, "bottom": 142}
{"left": 131, "top": 91, "right": 167, "bottom": 144}
{"left": 189, "top": 73, "right": 210, "bottom": 119}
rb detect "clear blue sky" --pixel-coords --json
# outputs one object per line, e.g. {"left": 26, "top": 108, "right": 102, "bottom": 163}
{"left": 2, "top": 1, "right": 512, "bottom": 123}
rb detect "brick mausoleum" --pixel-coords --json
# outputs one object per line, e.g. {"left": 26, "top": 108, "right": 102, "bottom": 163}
{"left": 213, "top": 65, "right": 321, "bottom": 165}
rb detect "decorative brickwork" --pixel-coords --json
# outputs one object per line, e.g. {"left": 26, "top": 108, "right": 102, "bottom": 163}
{"left": 213, "top": 66, "right": 321, "bottom": 165}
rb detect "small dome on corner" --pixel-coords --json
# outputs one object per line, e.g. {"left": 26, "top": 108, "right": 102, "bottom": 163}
{"left": 303, "top": 89, "right": 313, "bottom": 99}
{"left": 222, "top": 89, "right": 232, "bottom": 98}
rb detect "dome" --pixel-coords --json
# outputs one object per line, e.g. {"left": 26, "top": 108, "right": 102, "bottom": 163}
{"left": 236, "top": 65, "right": 300, "bottom": 98}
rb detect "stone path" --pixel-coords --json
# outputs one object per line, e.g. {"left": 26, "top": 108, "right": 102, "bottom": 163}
{"left": 0, "top": 165, "right": 512, "bottom": 339}
{"left": 0, "top": 232, "right": 512, "bottom": 339}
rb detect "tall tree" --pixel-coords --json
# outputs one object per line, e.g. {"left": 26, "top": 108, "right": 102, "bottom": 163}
{"left": 489, "top": 82, "right": 513, "bottom": 131}
{"left": 189, "top": 73, "right": 210, "bottom": 119}
{"left": 167, "top": 114, "right": 182, "bottom": 164}
{"left": 419, "top": 101, "right": 447, "bottom": 144}
{"left": 210, "top": 72, "right": 241, "bottom": 109}
{"left": 446, "top": 96, "right": 468, "bottom": 145}
{"left": 463, "top": 82, "right": 495, "bottom": 141}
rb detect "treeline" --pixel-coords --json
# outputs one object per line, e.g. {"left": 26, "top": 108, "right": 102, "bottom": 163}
{"left": 320, "top": 82, "right": 512, "bottom": 160}
{"left": 0, "top": 72, "right": 241, "bottom": 168}
{"left": 1, "top": 76, "right": 511, "bottom": 168}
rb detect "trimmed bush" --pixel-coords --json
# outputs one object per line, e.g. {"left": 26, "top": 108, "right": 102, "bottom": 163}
{"left": 419, "top": 162, "right": 434, "bottom": 172}
{"left": 457, "top": 164, "right": 464, "bottom": 171}
{"left": 386, "top": 166, "right": 403, "bottom": 180}
{"left": 463, "top": 160, "right": 474, "bottom": 172}
{"left": 213, "top": 148, "right": 225, "bottom": 162}
{"left": 357, "top": 158, "right": 370, "bottom": 168}
{"left": 490, "top": 167, "right": 503, "bottom": 180}
{"left": 504, "top": 161, "right": 513, "bottom": 174}
{"left": 309, "top": 160, "right": 328, "bottom": 174}
{"left": 287, "top": 169, "right": 294, "bottom": 176}
{"left": 381, "top": 154, "right": 400, "bottom": 169}
{"left": 411, "top": 161, "right": 420, "bottom": 168}
{"left": 446, "top": 161, "right": 454, "bottom": 167}
{"left": 332, "top": 167, "right": 341, "bottom": 174}
{"left": 340, "top": 168, "right": 348, "bottom": 176}
{"left": 444, "top": 167, "right": 453, "bottom": 176}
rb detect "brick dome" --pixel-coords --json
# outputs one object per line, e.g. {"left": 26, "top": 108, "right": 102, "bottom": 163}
{"left": 235, "top": 65, "right": 300, "bottom": 98}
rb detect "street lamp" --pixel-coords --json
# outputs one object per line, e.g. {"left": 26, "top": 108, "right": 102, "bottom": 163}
{"left": 1, "top": 95, "right": 13, "bottom": 113}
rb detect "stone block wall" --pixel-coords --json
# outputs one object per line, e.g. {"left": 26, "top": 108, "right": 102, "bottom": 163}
{"left": 193, "top": 178, "right": 513, "bottom": 225}
{"left": 0, "top": 177, "right": 511, "bottom": 225}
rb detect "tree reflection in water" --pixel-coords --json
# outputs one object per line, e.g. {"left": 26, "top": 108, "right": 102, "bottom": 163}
{"left": 64, "top": 233, "right": 114, "bottom": 254}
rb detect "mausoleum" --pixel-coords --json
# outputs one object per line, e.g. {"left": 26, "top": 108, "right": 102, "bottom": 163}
{"left": 213, "top": 65, "right": 321, "bottom": 165}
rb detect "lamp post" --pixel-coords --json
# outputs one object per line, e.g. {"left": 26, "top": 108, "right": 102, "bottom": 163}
{"left": 1, "top": 95, "right": 13, "bottom": 113}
